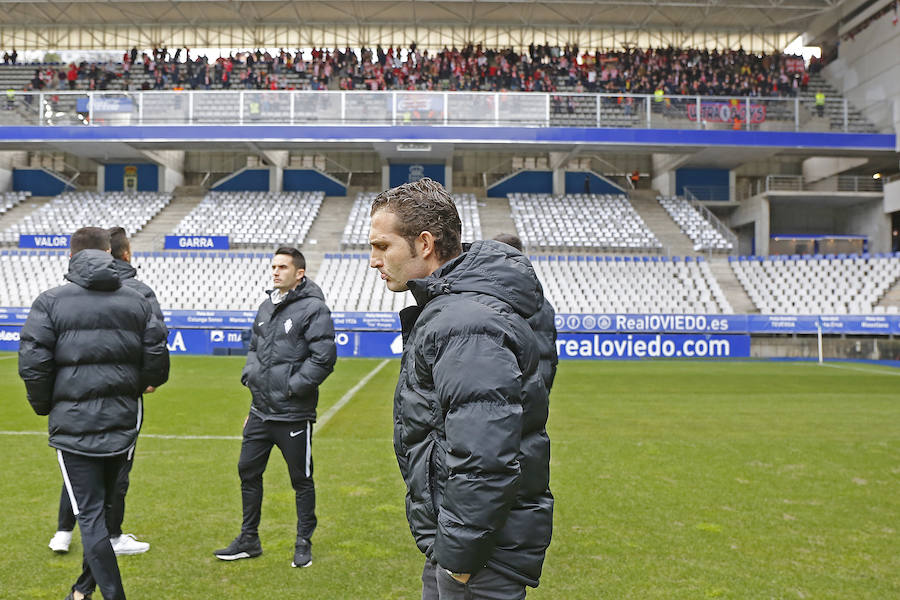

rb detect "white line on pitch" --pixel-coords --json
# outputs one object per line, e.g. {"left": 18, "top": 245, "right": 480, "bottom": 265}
{"left": 818, "top": 362, "right": 900, "bottom": 376}
{"left": 315, "top": 359, "right": 390, "bottom": 433}
{"left": 0, "top": 355, "right": 17, "bottom": 361}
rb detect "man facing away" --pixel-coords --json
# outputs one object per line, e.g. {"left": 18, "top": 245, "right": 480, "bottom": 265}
{"left": 19, "top": 226, "right": 170, "bottom": 600}
{"left": 368, "top": 179, "right": 554, "bottom": 599}
{"left": 215, "top": 247, "right": 337, "bottom": 569}
{"left": 48, "top": 227, "right": 166, "bottom": 557}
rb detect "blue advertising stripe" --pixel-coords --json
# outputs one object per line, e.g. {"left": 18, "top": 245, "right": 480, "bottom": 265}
{"left": 555, "top": 333, "right": 751, "bottom": 360}
{"left": 163, "top": 235, "right": 230, "bottom": 250}
{"left": 0, "top": 126, "right": 894, "bottom": 151}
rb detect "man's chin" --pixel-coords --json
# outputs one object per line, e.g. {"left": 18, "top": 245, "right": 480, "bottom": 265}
{"left": 386, "top": 280, "right": 409, "bottom": 293}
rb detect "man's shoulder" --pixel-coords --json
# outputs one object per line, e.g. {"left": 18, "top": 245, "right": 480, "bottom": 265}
{"left": 423, "top": 293, "right": 511, "bottom": 337}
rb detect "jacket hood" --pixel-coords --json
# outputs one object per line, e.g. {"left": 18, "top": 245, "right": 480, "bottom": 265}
{"left": 110, "top": 257, "right": 137, "bottom": 281}
{"left": 65, "top": 249, "right": 121, "bottom": 291}
{"left": 408, "top": 240, "right": 541, "bottom": 319}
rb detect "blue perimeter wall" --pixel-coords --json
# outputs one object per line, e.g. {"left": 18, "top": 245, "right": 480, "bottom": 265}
{"left": 212, "top": 168, "right": 270, "bottom": 192}
{"left": 283, "top": 169, "right": 346, "bottom": 195}
{"left": 488, "top": 171, "right": 553, "bottom": 197}
{"left": 12, "top": 169, "right": 73, "bottom": 196}
{"left": 565, "top": 171, "right": 624, "bottom": 194}
{"left": 104, "top": 163, "right": 159, "bottom": 192}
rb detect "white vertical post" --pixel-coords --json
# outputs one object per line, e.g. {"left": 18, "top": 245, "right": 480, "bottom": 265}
{"left": 188, "top": 91, "right": 194, "bottom": 123}
{"left": 138, "top": 92, "right": 144, "bottom": 125}
{"left": 88, "top": 92, "right": 94, "bottom": 125}
{"left": 817, "top": 320, "right": 824, "bottom": 364}
{"left": 745, "top": 97, "right": 750, "bottom": 130}
{"left": 696, "top": 96, "right": 701, "bottom": 129}
{"left": 494, "top": 92, "right": 499, "bottom": 125}
{"left": 340, "top": 91, "right": 346, "bottom": 124}
{"left": 794, "top": 96, "right": 799, "bottom": 131}
{"left": 444, "top": 92, "right": 449, "bottom": 126}
{"left": 392, "top": 92, "right": 397, "bottom": 125}
{"left": 596, "top": 94, "right": 601, "bottom": 127}
{"left": 38, "top": 92, "right": 44, "bottom": 125}
{"left": 545, "top": 94, "right": 550, "bottom": 127}
{"left": 290, "top": 92, "right": 295, "bottom": 125}
{"left": 239, "top": 91, "right": 244, "bottom": 125}
{"left": 645, "top": 96, "right": 651, "bottom": 127}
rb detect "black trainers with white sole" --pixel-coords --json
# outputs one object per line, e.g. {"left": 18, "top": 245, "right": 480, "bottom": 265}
{"left": 214, "top": 533, "right": 262, "bottom": 561}
{"left": 291, "top": 538, "right": 312, "bottom": 568}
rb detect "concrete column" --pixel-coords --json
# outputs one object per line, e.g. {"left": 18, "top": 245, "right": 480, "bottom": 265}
{"left": 142, "top": 150, "right": 185, "bottom": 193}
{"left": 729, "top": 194, "right": 770, "bottom": 255}
{"left": 444, "top": 158, "right": 453, "bottom": 193}
{"left": 269, "top": 166, "right": 283, "bottom": 192}
{"left": 382, "top": 162, "right": 390, "bottom": 191}
{"left": 650, "top": 153, "right": 690, "bottom": 196}
{"left": 96, "top": 164, "right": 105, "bottom": 192}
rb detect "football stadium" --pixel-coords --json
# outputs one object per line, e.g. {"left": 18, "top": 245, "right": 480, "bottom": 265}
{"left": 1, "top": 0, "right": 899, "bottom": 598}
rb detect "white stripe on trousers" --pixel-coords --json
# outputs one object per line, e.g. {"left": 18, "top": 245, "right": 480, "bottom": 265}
{"left": 305, "top": 425, "right": 311, "bottom": 478}
{"left": 57, "top": 449, "right": 80, "bottom": 516}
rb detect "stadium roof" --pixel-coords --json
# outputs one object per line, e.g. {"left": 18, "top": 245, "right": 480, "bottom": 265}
{"left": 0, "top": 0, "right": 853, "bottom": 51}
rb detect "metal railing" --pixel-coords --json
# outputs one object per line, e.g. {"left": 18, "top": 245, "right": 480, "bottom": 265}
{"left": 765, "top": 174, "right": 883, "bottom": 193}
{"left": 0, "top": 90, "right": 878, "bottom": 134}
{"left": 681, "top": 188, "right": 739, "bottom": 254}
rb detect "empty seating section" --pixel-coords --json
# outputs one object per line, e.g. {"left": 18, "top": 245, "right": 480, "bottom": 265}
{"left": 0, "top": 250, "right": 69, "bottom": 307}
{"left": 0, "top": 191, "right": 30, "bottom": 217}
{"left": 731, "top": 254, "right": 900, "bottom": 314}
{"left": 0, "top": 191, "right": 171, "bottom": 244}
{"left": 341, "top": 192, "right": 482, "bottom": 248}
{"left": 316, "top": 253, "right": 413, "bottom": 312}
{"left": 508, "top": 193, "right": 662, "bottom": 251}
{"left": 658, "top": 196, "right": 734, "bottom": 252}
{"left": 531, "top": 255, "right": 732, "bottom": 314}
{"left": 135, "top": 252, "right": 270, "bottom": 310}
{"left": 173, "top": 191, "right": 323, "bottom": 246}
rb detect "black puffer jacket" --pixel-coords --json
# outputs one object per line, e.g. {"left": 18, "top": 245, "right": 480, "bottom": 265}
{"left": 18, "top": 249, "right": 170, "bottom": 457}
{"left": 241, "top": 278, "right": 337, "bottom": 422}
{"left": 111, "top": 258, "right": 166, "bottom": 329}
{"left": 529, "top": 294, "right": 558, "bottom": 392}
{"left": 395, "top": 240, "right": 553, "bottom": 587}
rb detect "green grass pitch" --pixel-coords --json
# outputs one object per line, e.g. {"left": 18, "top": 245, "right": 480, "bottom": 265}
{"left": 1, "top": 353, "right": 898, "bottom": 599}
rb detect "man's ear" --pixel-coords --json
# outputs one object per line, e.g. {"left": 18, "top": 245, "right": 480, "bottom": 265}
{"left": 418, "top": 231, "right": 436, "bottom": 260}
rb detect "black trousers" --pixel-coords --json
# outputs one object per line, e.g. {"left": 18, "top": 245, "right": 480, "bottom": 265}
{"left": 58, "top": 444, "right": 134, "bottom": 537}
{"left": 57, "top": 450, "right": 128, "bottom": 600}
{"left": 239, "top": 412, "right": 316, "bottom": 540}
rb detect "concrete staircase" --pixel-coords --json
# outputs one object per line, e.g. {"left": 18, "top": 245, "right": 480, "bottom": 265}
{"left": 0, "top": 196, "right": 51, "bottom": 233}
{"left": 302, "top": 195, "right": 356, "bottom": 278}
{"left": 130, "top": 187, "right": 206, "bottom": 251}
{"left": 707, "top": 257, "right": 757, "bottom": 314}
{"left": 628, "top": 190, "right": 696, "bottom": 256}
{"left": 877, "top": 277, "right": 900, "bottom": 309}
{"left": 477, "top": 196, "right": 518, "bottom": 242}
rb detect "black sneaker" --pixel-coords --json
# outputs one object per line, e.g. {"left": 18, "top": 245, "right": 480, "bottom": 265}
{"left": 214, "top": 533, "right": 262, "bottom": 561}
{"left": 291, "top": 538, "right": 312, "bottom": 568}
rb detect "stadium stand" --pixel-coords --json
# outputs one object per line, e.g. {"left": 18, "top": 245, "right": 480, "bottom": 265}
{"left": 508, "top": 193, "right": 662, "bottom": 251}
{"left": 0, "top": 191, "right": 30, "bottom": 217}
{"left": 316, "top": 253, "right": 413, "bottom": 311}
{"left": 658, "top": 195, "right": 734, "bottom": 252}
{"left": 0, "top": 191, "right": 171, "bottom": 244}
{"left": 0, "top": 250, "right": 68, "bottom": 307}
{"left": 172, "top": 191, "right": 323, "bottom": 246}
{"left": 730, "top": 254, "right": 900, "bottom": 314}
{"left": 341, "top": 191, "right": 482, "bottom": 248}
{"left": 531, "top": 254, "right": 732, "bottom": 314}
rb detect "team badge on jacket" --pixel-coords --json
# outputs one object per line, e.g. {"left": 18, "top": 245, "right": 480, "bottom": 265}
{"left": 284, "top": 318, "right": 293, "bottom": 334}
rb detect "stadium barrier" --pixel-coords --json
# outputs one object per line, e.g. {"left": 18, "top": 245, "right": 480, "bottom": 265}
{"left": 2, "top": 309, "right": 898, "bottom": 359}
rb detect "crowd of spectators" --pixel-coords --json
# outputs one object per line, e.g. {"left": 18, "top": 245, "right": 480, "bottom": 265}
{"left": 4, "top": 43, "right": 816, "bottom": 97}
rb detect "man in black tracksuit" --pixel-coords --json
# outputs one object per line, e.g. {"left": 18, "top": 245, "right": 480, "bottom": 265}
{"left": 50, "top": 227, "right": 167, "bottom": 557}
{"left": 19, "top": 227, "right": 170, "bottom": 600}
{"left": 215, "top": 246, "right": 336, "bottom": 569}
{"left": 369, "top": 179, "right": 554, "bottom": 600}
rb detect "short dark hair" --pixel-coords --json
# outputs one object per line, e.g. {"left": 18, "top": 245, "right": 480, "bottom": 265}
{"left": 108, "top": 227, "right": 129, "bottom": 260}
{"left": 275, "top": 246, "right": 305, "bottom": 270}
{"left": 70, "top": 227, "right": 110, "bottom": 256}
{"left": 493, "top": 233, "right": 523, "bottom": 252}
{"left": 370, "top": 177, "right": 462, "bottom": 263}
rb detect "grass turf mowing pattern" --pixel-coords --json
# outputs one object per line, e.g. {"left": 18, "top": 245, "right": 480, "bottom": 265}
{"left": 0, "top": 354, "right": 897, "bottom": 599}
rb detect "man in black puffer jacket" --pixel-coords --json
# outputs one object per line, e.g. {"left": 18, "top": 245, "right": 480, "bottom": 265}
{"left": 215, "top": 247, "right": 336, "bottom": 570}
{"left": 19, "top": 227, "right": 170, "bottom": 600}
{"left": 49, "top": 227, "right": 167, "bottom": 557}
{"left": 369, "top": 179, "right": 553, "bottom": 599}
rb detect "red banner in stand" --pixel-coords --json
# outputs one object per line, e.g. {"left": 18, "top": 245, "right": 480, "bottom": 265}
{"left": 686, "top": 102, "right": 767, "bottom": 124}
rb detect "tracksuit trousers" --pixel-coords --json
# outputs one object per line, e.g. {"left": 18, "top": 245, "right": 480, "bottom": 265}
{"left": 57, "top": 449, "right": 129, "bottom": 600}
{"left": 58, "top": 443, "right": 135, "bottom": 536}
{"left": 238, "top": 412, "right": 317, "bottom": 541}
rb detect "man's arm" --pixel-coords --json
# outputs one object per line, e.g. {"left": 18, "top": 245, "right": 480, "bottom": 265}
{"left": 288, "top": 302, "right": 337, "bottom": 397}
{"left": 431, "top": 328, "right": 524, "bottom": 575}
{"left": 140, "top": 310, "right": 170, "bottom": 390}
{"left": 240, "top": 323, "right": 259, "bottom": 387}
{"left": 18, "top": 295, "right": 57, "bottom": 415}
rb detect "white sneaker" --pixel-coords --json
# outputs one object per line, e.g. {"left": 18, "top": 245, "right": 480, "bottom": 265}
{"left": 49, "top": 530, "right": 72, "bottom": 553}
{"left": 110, "top": 533, "right": 150, "bottom": 556}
